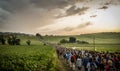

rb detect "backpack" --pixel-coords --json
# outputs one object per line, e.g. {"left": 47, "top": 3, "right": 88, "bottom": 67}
{"left": 71, "top": 55, "right": 75, "bottom": 63}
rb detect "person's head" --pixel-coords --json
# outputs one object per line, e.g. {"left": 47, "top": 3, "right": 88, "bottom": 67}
{"left": 102, "top": 59, "right": 107, "bottom": 65}
{"left": 108, "top": 59, "right": 113, "bottom": 66}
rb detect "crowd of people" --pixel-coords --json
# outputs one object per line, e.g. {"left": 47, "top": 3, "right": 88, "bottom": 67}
{"left": 56, "top": 46, "right": 120, "bottom": 71}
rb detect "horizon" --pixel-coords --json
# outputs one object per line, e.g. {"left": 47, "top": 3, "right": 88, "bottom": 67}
{"left": 0, "top": 31, "right": 120, "bottom": 36}
{"left": 0, "top": 0, "right": 120, "bottom": 35}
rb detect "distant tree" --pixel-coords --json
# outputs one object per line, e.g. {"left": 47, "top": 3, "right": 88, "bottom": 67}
{"left": 77, "top": 40, "right": 89, "bottom": 44}
{"left": 0, "top": 35, "right": 6, "bottom": 45}
{"left": 12, "top": 35, "right": 16, "bottom": 45}
{"left": 26, "top": 40, "right": 31, "bottom": 45}
{"left": 7, "top": 37, "right": 12, "bottom": 45}
{"left": 15, "top": 39, "right": 20, "bottom": 45}
{"left": 69, "top": 37, "right": 76, "bottom": 43}
{"left": 36, "top": 33, "right": 43, "bottom": 39}
{"left": 60, "top": 39, "right": 68, "bottom": 43}
{"left": 7, "top": 34, "right": 21, "bottom": 45}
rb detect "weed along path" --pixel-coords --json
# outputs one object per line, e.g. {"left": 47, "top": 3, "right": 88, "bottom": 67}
{"left": 40, "top": 41, "right": 100, "bottom": 71}
{"left": 43, "top": 42, "right": 75, "bottom": 71}
{"left": 56, "top": 57, "right": 73, "bottom": 71}
{"left": 49, "top": 44, "right": 79, "bottom": 71}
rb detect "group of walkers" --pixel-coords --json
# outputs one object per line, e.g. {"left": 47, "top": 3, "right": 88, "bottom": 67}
{"left": 56, "top": 46, "right": 120, "bottom": 71}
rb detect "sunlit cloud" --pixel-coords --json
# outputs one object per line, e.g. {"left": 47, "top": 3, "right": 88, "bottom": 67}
{"left": 0, "top": 0, "right": 120, "bottom": 35}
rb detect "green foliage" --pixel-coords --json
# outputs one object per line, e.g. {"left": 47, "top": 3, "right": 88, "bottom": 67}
{"left": 76, "top": 40, "right": 89, "bottom": 44}
{"left": 60, "top": 39, "right": 68, "bottom": 43}
{"left": 0, "top": 45, "right": 57, "bottom": 71}
{"left": 26, "top": 40, "right": 31, "bottom": 45}
{"left": 69, "top": 37, "right": 76, "bottom": 43}
{"left": 0, "top": 35, "right": 6, "bottom": 45}
{"left": 36, "top": 33, "right": 43, "bottom": 39}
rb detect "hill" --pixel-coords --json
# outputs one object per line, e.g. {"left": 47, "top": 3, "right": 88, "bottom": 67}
{"left": 43, "top": 32, "right": 120, "bottom": 44}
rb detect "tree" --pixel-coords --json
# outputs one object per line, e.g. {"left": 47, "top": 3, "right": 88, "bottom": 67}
{"left": 36, "top": 33, "right": 43, "bottom": 39}
{"left": 26, "top": 40, "right": 31, "bottom": 45}
{"left": 0, "top": 35, "right": 6, "bottom": 45}
{"left": 7, "top": 34, "right": 21, "bottom": 45}
{"left": 77, "top": 40, "right": 89, "bottom": 44}
{"left": 60, "top": 39, "right": 68, "bottom": 43}
{"left": 69, "top": 37, "right": 76, "bottom": 43}
{"left": 15, "top": 39, "right": 20, "bottom": 45}
{"left": 7, "top": 37, "right": 12, "bottom": 45}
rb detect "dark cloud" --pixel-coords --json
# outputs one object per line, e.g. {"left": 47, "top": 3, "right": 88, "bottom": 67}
{"left": 99, "top": 6, "right": 108, "bottom": 9}
{"left": 66, "top": 6, "right": 89, "bottom": 16}
{"left": 30, "top": 0, "right": 75, "bottom": 9}
{"left": 0, "top": 0, "right": 30, "bottom": 13}
{"left": 104, "top": 2, "right": 110, "bottom": 5}
{"left": 56, "top": 6, "right": 89, "bottom": 18}
{"left": 0, "top": 0, "right": 31, "bottom": 29}
{"left": 104, "top": 0, "right": 120, "bottom": 5}
{"left": 0, "top": 0, "right": 76, "bottom": 32}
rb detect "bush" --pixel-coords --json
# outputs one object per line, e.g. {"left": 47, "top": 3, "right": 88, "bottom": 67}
{"left": 77, "top": 40, "right": 89, "bottom": 44}
{"left": 69, "top": 37, "right": 76, "bottom": 43}
{"left": 60, "top": 39, "right": 68, "bottom": 43}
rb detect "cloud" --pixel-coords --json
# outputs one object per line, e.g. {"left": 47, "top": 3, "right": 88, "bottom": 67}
{"left": 62, "top": 22, "right": 93, "bottom": 31}
{"left": 66, "top": 6, "right": 89, "bottom": 16}
{"left": 77, "top": 22, "right": 93, "bottom": 28}
{"left": 56, "top": 5, "right": 89, "bottom": 18}
{"left": 30, "top": 0, "right": 75, "bottom": 9}
{"left": 63, "top": 27, "right": 74, "bottom": 31}
{"left": 90, "top": 15, "right": 97, "bottom": 18}
{"left": 0, "top": 0, "right": 76, "bottom": 33}
{"left": 0, "top": 0, "right": 120, "bottom": 34}
{"left": 0, "top": 8, "right": 11, "bottom": 28}
{"left": 99, "top": 6, "right": 108, "bottom": 9}
{"left": 104, "top": 0, "right": 120, "bottom": 5}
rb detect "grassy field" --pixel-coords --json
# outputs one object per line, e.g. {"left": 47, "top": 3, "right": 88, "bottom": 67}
{"left": 0, "top": 32, "right": 120, "bottom": 71}
{"left": 43, "top": 32, "right": 120, "bottom": 52}
{"left": 0, "top": 35, "right": 57, "bottom": 71}
{"left": 43, "top": 32, "right": 120, "bottom": 44}
{"left": 60, "top": 44, "right": 120, "bottom": 52}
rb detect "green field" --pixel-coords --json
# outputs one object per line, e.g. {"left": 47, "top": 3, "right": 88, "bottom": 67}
{"left": 43, "top": 32, "right": 120, "bottom": 44}
{"left": 0, "top": 32, "right": 120, "bottom": 71}
{"left": 0, "top": 35, "right": 57, "bottom": 71}
{"left": 0, "top": 45, "right": 57, "bottom": 71}
{"left": 60, "top": 44, "right": 120, "bottom": 52}
{"left": 43, "top": 32, "right": 120, "bottom": 52}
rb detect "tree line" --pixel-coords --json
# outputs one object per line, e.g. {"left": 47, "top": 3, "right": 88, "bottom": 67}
{"left": 0, "top": 34, "right": 21, "bottom": 45}
{"left": 0, "top": 33, "right": 43, "bottom": 45}
{"left": 60, "top": 37, "right": 89, "bottom": 44}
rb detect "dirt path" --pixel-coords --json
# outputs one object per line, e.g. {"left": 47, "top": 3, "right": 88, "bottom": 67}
{"left": 56, "top": 57, "right": 100, "bottom": 71}
{"left": 56, "top": 57, "right": 74, "bottom": 71}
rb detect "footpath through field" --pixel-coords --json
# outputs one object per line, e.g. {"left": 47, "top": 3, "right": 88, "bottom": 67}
{"left": 41, "top": 40, "right": 119, "bottom": 71}
{"left": 57, "top": 55, "right": 85, "bottom": 71}
{"left": 46, "top": 43, "right": 84, "bottom": 71}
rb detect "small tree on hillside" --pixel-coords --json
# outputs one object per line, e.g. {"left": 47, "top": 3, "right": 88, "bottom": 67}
{"left": 0, "top": 35, "right": 6, "bottom": 45}
{"left": 26, "top": 40, "right": 31, "bottom": 45}
{"left": 69, "top": 37, "right": 76, "bottom": 43}
{"left": 60, "top": 39, "right": 68, "bottom": 43}
{"left": 15, "top": 39, "right": 21, "bottom": 45}
{"left": 36, "top": 33, "right": 43, "bottom": 39}
{"left": 7, "top": 34, "right": 21, "bottom": 45}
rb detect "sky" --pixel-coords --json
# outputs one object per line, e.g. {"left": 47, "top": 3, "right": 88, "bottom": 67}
{"left": 0, "top": 0, "right": 120, "bottom": 35}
